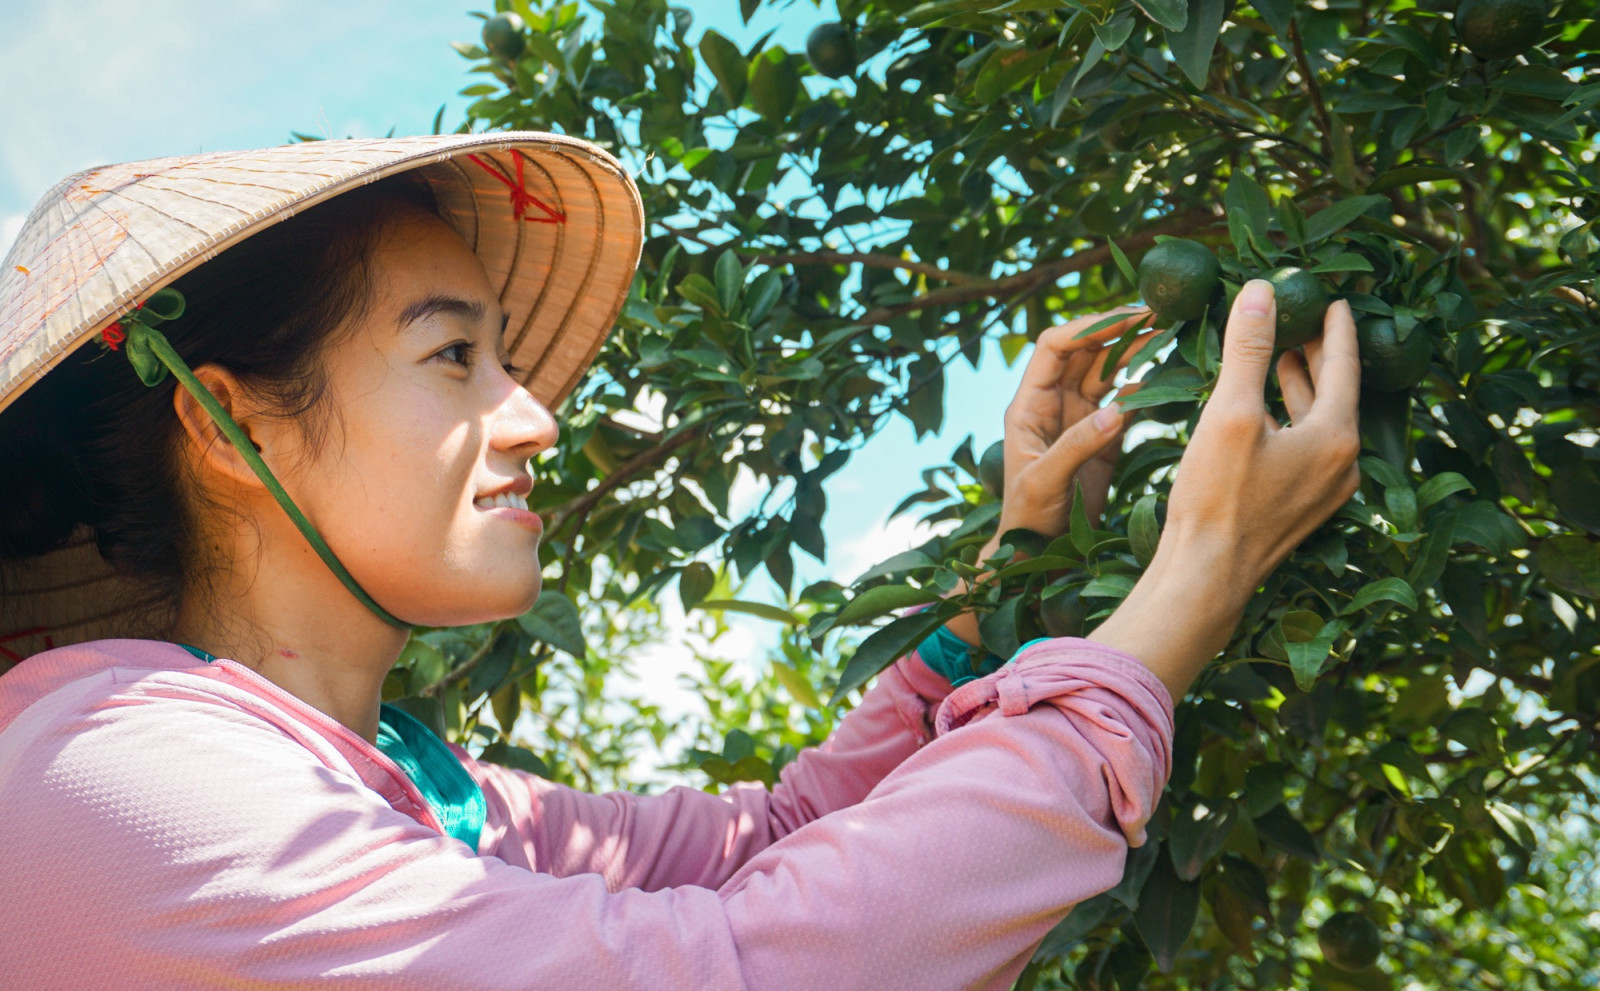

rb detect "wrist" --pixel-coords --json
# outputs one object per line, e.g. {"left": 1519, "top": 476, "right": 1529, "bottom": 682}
{"left": 1089, "top": 540, "right": 1254, "bottom": 703}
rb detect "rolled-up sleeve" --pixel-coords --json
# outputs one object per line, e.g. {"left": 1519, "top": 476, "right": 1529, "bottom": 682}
{"left": 0, "top": 638, "right": 1171, "bottom": 990}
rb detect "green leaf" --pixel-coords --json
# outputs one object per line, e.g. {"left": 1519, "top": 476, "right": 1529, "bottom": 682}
{"left": 1068, "top": 479, "right": 1093, "bottom": 554}
{"left": 1407, "top": 513, "right": 1456, "bottom": 590}
{"left": 517, "top": 591, "right": 586, "bottom": 658}
{"left": 1081, "top": 574, "right": 1137, "bottom": 599}
{"left": 1224, "top": 172, "right": 1272, "bottom": 242}
{"left": 1341, "top": 577, "right": 1418, "bottom": 616}
{"left": 770, "top": 659, "right": 822, "bottom": 709}
{"left": 697, "top": 599, "right": 802, "bottom": 625}
{"left": 749, "top": 48, "right": 799, "bottom": 122}
{"left": 1416, "top": 471, "right": 1475, "bottom": 510}
{"left": 1286, "top": 621, "right": 1341, "bottom": 692}
{"left": 678, "top": 561, "right": 716, "bottom": 611}
{"left": 1169, "top": 797, "right": 1238, "bottom": 881}
{"left": 746, "top": 269, "right": 783, "bottom": 324}
{"left": 1129, "top": 494, "right": 1161, "bottom": 567}
{"left": 1250, "top": 0, "right": 1293, "bottom": 38}
{"left": 1109, "top": 239, "right": 1139, "bottom": 286}
{"left": 677, "top": 273, "right": 723, "bottom": 313}
{"left": 714, "top": 249, "right": 745, "bottom": 315}
{"left": 978, "top": 595, "right": 1024, "bottom": 660}
{"left": 1133, "top": 855, "right": 1201, "bottom": 974}
{"left": 830, "top": 611, "right": 947, "bottom": 704}
{"left": 699, "top": 29, "right": 748, "bottom": 106}
{"left": 1303, "top": 195, "right": 1387, "bottom": 243}
{"left": 1169, "top": 0, "right": 1227, "bottom": 88}
{"left": 1133, "top": 0, "right": 1189, "bottom": 31}
{"left": 1253, "top": 804, "right": 1321, "bottom": 861}
{"left": 478, "top": 740, "right": 550, "bottom": 778}
{"left": 836, "top": 584, "right": 942, "bottom": 625}
{"left": 1536, "top": 535, "right": 1600, "bottom": 599}
{"left": 1116, "top": 385, "right": 1201, "bottom": 411}
{"left": 855, "top": 550, "right": 941, "bottom": 582}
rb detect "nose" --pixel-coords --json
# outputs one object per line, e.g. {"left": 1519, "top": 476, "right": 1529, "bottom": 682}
{"left": 492, "top": 382, "right": 559, "bottom": 461}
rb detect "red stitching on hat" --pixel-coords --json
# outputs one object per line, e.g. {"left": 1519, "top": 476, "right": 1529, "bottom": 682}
{"left": 0, "top": 627, "right": 53, "bottom": 663}
{"left": 465, "top": 152, "right": 566, "bottom": 224}
{"left": 100, "top": 321, "right": 127, "bottom": 350}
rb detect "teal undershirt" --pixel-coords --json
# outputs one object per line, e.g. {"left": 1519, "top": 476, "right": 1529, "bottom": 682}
{"left": 915, "top": 627, "right": 1053, "bottom": 687}
{"left": 175, "top": 643, "right": 486, "bottom": 851}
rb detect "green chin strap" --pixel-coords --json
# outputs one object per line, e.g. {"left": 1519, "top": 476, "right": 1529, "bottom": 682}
{"left": 107, "top": 288, "right": 410, "bottom": 630}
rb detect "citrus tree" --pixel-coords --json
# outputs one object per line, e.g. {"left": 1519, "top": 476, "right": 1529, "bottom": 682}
{"left": 386, "top": 0, "right": 1600, "bottom": 985}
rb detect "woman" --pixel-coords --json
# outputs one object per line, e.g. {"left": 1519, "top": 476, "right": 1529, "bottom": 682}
{"left": 0, "top": 133, "right": 1360, "bottom": 989}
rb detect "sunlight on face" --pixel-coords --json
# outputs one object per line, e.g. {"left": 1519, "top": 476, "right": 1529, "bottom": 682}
{"left": 273, "top": 206, "right": 558, "bottom": 626}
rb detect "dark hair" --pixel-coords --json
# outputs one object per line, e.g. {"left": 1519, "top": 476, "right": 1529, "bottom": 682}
{"left": 0, "top": 173, "right": 441, "bottom": 611}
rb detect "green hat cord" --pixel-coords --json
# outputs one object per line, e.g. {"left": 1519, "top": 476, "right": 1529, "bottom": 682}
{"left": 100, "top": 288, "right": 410, "bottom": 629}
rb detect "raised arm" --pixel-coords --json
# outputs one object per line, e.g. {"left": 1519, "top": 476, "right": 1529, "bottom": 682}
{"left": 453, "top": 642, "right": 960, "bottom": 891}
{"left": 0, "top": 637, "right": 1169, "bottom": 991}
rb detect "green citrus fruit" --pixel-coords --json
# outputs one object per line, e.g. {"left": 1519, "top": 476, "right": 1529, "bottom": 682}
{"left": 1318, "top": 911, "right": 1383, "bottom": 971}
{"left": 978, "top": 440, "right": 1006, "bottom": 497}
{"left": 806, "top": 22, "right": 857, "bottom": 78}
{"left": 1356, "top": 317, "right": 1432, "bottom": 393}
{"left": 1455, "top": 0, "right": 1546, "bottom": 60}
{"left": 1039, "top": 586, "right": 1087, "bottom": 638}
{"left": 1138, "top": 239, "right": 1222, "bottom": 323}
{"left": 482, "top": 12, "right": 527, "bottom": 60}
{"left": 1266, "top": 268, "right": 1330, "bottom": 349}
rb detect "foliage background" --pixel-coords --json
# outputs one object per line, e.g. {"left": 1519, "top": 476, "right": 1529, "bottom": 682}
{"left": 380, "top": 0, "right": 1600, "bottom": 986}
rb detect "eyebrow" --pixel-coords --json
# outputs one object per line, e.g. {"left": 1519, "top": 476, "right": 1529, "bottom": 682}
{"left": 396, "top": 294, "right": 510, "bottom": 335}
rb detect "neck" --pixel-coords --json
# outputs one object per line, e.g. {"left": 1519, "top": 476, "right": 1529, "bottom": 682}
{"left": 171, "top": 537, "right": 409, "bottom": 745}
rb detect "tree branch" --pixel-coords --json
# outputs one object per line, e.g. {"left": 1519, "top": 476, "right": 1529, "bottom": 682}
{"left": 1288, "top": 19, "right": 1335, "bottom": 161}
{"left": 546, "top": 427, "right": 704, "bottom": 535}
{"left": 852, "top": 208, "right": 1220, "bottom": 327}
{"left": 742, "top": 248, "right": 985, "bottom": 285}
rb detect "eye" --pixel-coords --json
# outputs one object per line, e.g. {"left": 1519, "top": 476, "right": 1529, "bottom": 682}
{"left": 434, "top": 341, "right": 476, "bottom": 367}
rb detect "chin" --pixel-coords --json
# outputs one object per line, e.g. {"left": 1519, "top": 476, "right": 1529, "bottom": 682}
{"left": 384, "top": 573, "right": 543, "bottom": 628}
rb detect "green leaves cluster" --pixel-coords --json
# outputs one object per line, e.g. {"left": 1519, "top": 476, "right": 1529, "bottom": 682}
{"left": 388, "top": 0, "right": 1600, "bottom": 985}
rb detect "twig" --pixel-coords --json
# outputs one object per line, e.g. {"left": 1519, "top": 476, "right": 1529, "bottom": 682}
{"left": 853, "top": 209, "right": 1218, "bottom": 327}
{"left": 741, "top": 248, "right": 985, "bottom": 285}
{"left": 546, "top": 427, "right": 704, "bottom": 535}
{"left": 1288, "top": 20, "right": 1335, "bottom": 161}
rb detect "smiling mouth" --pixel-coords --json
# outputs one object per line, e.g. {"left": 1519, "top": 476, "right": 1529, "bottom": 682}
{"left": 475, "top": 491, "right": 531, "bottom": 511}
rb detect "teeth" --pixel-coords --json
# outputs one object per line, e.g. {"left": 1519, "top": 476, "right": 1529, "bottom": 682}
{"left": 476, "top": 491, "right": 528, "bottom": 511}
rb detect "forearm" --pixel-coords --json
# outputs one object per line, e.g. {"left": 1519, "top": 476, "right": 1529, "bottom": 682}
{"left": 1087, "top": 534, "right": 1253, "bottom": 703}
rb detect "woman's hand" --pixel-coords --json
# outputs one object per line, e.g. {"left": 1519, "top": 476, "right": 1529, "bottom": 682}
{"left": 983, "top": 306, "right": 1158, "bottom": 557}
{"left": 1090, "top": 279, "right": 1362, "bottom": 701}
{"left": 943, "top": 307, "right": 1156, "bottom": 650}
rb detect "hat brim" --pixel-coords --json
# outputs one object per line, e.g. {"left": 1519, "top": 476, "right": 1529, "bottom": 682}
{"left": 0, "top": 133, "right": 644, "bottom": 664}
{"left": 0, "top": 131, "right": 644, "bottom": 414}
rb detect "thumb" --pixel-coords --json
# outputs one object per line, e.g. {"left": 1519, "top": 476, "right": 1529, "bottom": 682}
{"left": 1213, "top": 279, "right": 1277, "bottom": 410}
{"left": 1023, "top": 403, "right": 1124, "bottom": 493}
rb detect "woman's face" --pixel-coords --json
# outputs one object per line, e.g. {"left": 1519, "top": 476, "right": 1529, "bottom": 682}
{"left": 267, "top": 206, "right": 556, "bottom": 626}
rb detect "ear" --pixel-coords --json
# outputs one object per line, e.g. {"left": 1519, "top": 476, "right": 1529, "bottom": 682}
{"left": 171, "top": 365, "right": 287, "bottom": 491}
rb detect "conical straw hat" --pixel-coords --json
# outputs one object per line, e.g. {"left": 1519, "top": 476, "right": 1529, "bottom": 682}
{"left": 0, "top": 133, "right": 644, "bottom": 667}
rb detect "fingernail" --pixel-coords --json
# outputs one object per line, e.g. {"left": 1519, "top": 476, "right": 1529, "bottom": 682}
{"left": 1094, "top": 404, "right": 1121, "bottom": 431}
{"left": 1238, "top": 279, "right": 1274, "bottom": 315}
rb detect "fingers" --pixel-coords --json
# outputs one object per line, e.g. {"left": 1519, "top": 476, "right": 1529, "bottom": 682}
{"left": 1211, "top": 279, "right": 1278, "bottom": 412}
{"left": 1277, "top": 349, "right": 1315, "bottom": 424}
{"left": 1082, "top": 329, "right": 1164, "bottom": 400}
{"left": 1021, "top": 401, "right": 1126, "bottom": 496}
{"left": 1020, "top": 307, "right": 1153, "bottom": 393}
{"left": 1305, "top": 299, "right": 1360, "bottom": 428}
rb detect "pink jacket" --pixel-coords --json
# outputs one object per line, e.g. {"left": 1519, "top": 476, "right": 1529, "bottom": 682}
{"left": 0, "top": 637, "right": 1172, "bottom": 989}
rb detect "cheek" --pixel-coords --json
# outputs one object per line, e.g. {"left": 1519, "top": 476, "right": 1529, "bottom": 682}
{"left": 311, "top": 386, "right": 484, "bottom": 535}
